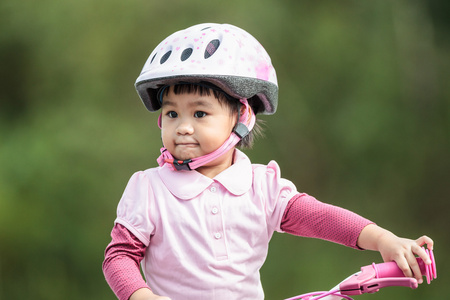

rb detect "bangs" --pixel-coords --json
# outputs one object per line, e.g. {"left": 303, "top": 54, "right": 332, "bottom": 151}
{"left": 158, "top": 82, "right": 235, "bottom": 104}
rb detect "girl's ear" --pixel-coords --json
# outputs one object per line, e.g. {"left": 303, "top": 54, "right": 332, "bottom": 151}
{"left": 157, "top": 113, "right": 162, "bottom": 129}
{"left": 239, "top": 102, "right": 247, "bottom": 116}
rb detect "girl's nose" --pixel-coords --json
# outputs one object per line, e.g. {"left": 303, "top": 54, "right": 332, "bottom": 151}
{"left": 176, "top": 120, "right": 194, "bottom": 135}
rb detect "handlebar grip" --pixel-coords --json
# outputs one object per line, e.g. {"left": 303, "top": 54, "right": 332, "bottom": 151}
{"left": 340, "top": 248, "right": 436, "bottom": 296}
{"left": 373, "top": 248, "right": 436, "bottom": 284}
{"left": 373, "top": 261, "right": 411, "bottom": 278}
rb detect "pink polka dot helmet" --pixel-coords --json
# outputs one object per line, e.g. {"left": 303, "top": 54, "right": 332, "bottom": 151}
{"left": 135, "top": 23, "right": 278, "bottom": 115}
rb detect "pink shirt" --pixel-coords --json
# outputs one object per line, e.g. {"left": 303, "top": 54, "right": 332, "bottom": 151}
{"left": 114, "top": 150, "right": 297, "bottom": 299}
{"left": 105, "top": 150, "right": 373, "bottom": 299}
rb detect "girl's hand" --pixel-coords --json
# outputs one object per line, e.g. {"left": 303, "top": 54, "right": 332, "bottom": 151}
{"left": 129, "top": 288, "right": 172, "bottom": 300}
{"left": 358, "top": 224, "right": 434, "bottom": 284}
{"left": 377, "top": 233, "right": 433, "bottom": 283}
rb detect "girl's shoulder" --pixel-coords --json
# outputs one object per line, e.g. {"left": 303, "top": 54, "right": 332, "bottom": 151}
{"left": 251, "top": 160, "right": 283, "bottom": 178}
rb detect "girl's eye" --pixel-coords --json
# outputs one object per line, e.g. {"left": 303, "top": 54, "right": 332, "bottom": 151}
{"left": 194, "top": 111, "right": 207, "bottom": 118}
{"left": 167, "top": 111, "right": 178, "bottom": 118}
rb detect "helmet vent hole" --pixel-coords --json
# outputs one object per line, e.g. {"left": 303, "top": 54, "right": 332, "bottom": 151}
{"left": 181, "top": 48, "right": 193, "bottom": 61}
{"left": 160, "top": 50, "right": 172, "bottom": 64}
{"left": 150, "top": 53, "right": 157, "bottom": 64}
{"left": 201, "top": 26, "right": 211, "bottom": 31}
{"left": 204, "top": 39, "right": 220, "bottom": 59}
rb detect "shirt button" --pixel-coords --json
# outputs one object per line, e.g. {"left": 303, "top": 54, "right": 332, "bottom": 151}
{"left": 214, "top": 232, "right": 222, "bottom": 239}
{"left": 210, "top": 186, "right": 217, "bottom": 193}
{"left": 211, "top": 207, "right": 219, "bottom": 214}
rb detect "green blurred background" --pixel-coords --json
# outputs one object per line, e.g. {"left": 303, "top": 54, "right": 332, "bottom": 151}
{"left": 1, "top": 0, "right": 448, "bottom": 299}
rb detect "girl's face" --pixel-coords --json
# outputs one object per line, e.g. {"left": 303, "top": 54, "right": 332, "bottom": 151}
{"left": 160, "top": 88, "right": 238, "bottom": 174}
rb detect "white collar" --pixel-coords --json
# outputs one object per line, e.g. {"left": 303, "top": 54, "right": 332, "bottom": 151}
{"left": 158, "top": 149, "right": 252, "bottom": 200}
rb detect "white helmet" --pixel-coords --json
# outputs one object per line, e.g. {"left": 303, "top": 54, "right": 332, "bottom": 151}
{"left": 135, "top": 23, "right": 278, "bottom": 115}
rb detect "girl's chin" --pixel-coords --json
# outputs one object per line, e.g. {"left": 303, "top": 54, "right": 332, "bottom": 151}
{"left": 173, "top": 152, "right": 201, "bottom": 161}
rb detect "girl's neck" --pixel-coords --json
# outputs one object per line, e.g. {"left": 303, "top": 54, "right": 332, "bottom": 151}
{"left": 195, "top": 149, "right": 236, "bottom": 178}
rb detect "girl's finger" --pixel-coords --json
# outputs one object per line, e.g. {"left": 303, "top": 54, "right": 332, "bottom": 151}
{"left": 407, "top": 250, "right": 423, "bottom": 283}
{"left": 415, "top": 235, "right": 434, "bottom": 251}
{"left": 396, "top": 256, "right": 413, "bottom": 279}
{"left": 414, "top": 238, "right": 433, "bottom": 264}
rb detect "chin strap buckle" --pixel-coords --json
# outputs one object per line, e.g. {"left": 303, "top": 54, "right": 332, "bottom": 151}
{"left": 164, "top": 158, "right": 192, "bottom": 171}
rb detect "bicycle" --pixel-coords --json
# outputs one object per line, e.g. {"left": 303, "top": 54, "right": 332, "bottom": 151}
{"left": 286, "top": 248, "right": 436, "bottom": 300}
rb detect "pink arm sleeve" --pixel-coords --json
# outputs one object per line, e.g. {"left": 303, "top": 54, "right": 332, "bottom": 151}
{"left": 280, "top": 193, "right": 374, "bottom": 249}
{"left": 103, "top": 223, "right": 151, "bottom": 300}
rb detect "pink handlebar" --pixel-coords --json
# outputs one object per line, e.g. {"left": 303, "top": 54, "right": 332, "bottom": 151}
{"left": 374, "top": 248, "right": 436, "bottom": 284}
{"left": 340, "top": 248, "right": 436, "bottom": 295}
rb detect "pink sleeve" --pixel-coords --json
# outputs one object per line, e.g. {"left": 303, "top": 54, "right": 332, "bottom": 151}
{"left": 103, "top": 223, "right": 151, "bottom": 300}
{"left": 280, "top": 193, "right": 374, "bottom": 249}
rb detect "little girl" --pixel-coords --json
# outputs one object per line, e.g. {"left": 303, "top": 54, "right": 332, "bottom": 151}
{"left": 103, "top": 23, "right": 434, "bottom": 300}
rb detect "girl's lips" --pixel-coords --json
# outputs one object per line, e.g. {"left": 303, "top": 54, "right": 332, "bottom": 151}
{"left": 176, "top": 143, "right": 198, "bottom": 147}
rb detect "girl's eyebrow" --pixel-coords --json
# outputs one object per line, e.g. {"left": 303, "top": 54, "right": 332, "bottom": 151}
{"left": 192, "top": 99, "right": 214, "bottom": 108}
{"left": 161, "top": 99, "right": 176, "bottom": 108}
{"left": 161, "top": 98, "right": 214, "bottom": 109}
